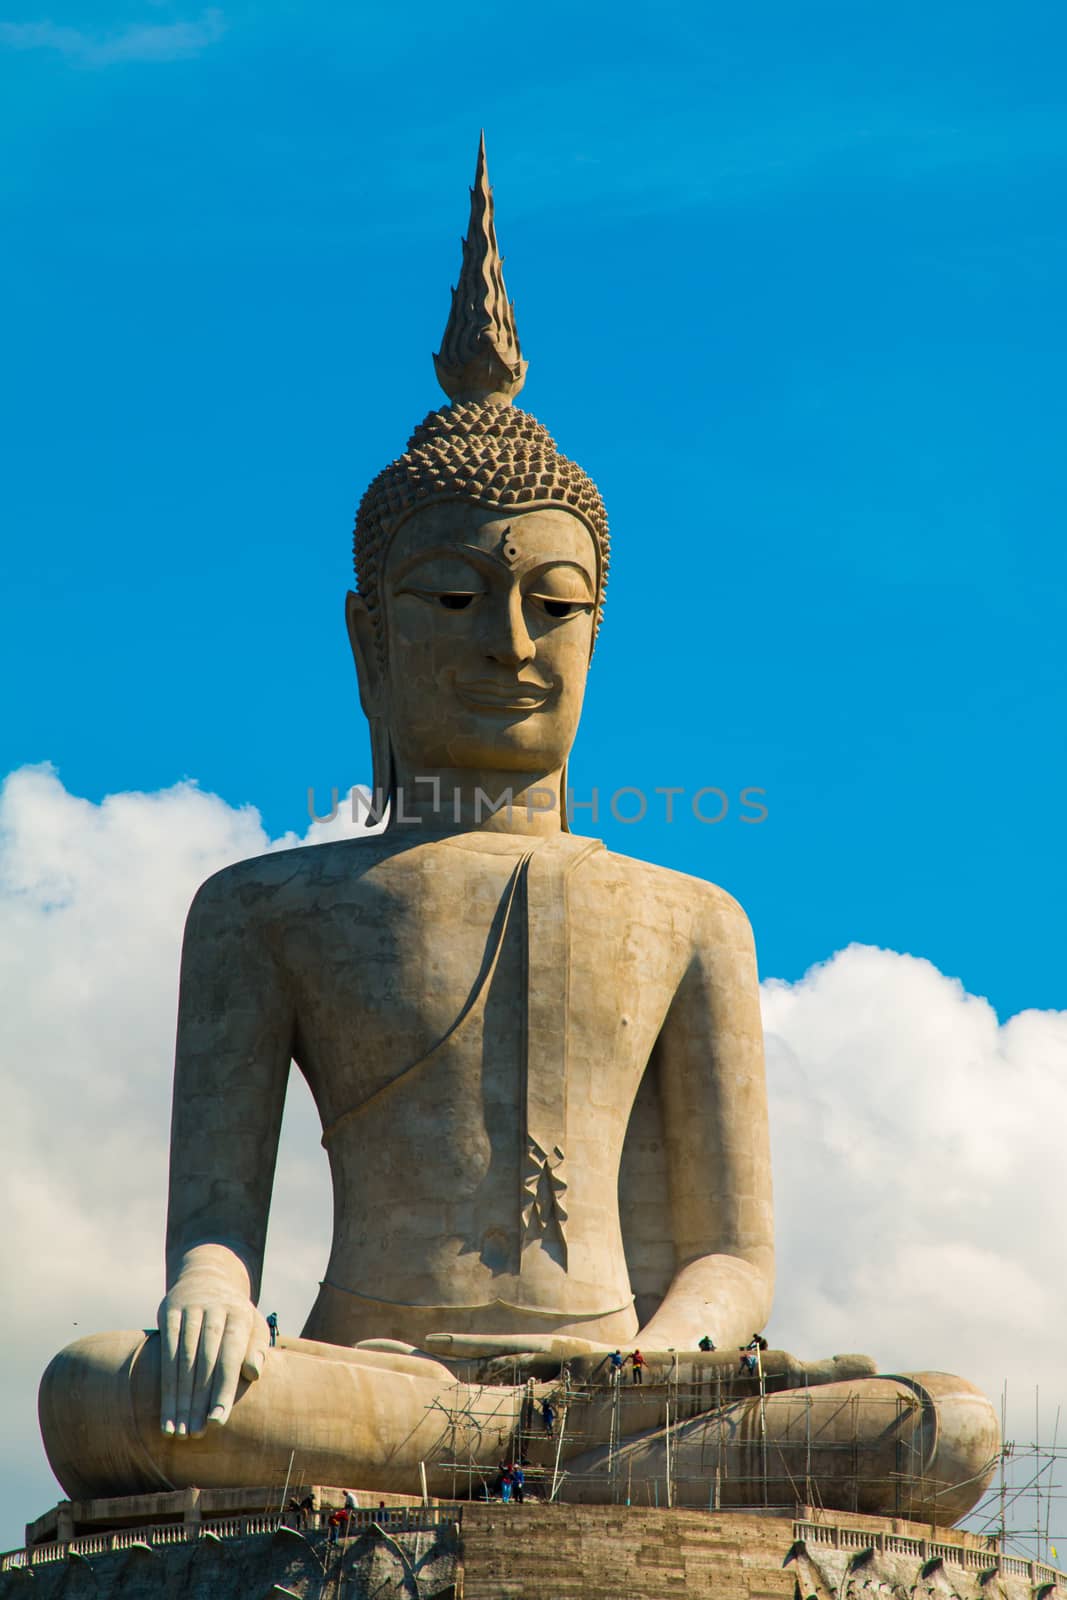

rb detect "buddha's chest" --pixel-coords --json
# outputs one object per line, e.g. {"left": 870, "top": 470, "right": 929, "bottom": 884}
{"left": 277, "top": 841, "right": 683, "bottom": 1120}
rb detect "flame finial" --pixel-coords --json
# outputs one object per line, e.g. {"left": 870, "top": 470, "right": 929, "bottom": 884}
{"left": 433, "top": 133, "right": 528, "bottom": 405}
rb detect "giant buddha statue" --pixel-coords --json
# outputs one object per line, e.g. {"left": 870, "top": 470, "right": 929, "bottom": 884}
{"left": 40, "top": 138, "right": 999, "bottom": 1526}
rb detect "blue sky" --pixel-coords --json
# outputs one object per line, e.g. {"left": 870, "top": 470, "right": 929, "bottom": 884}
{"left": 3, "top": 0, "right": 1066, "bottom": 1019}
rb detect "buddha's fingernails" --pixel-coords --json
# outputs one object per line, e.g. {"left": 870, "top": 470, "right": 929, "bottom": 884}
{"left": 176, "top": 1421, "right": 187, "bottom": 1437}
{"left": 208, "top": 1405, "right": 228, "bottom": 1425}
{"left": 162, "top": 1419, "right": 175, "bottom": 1436}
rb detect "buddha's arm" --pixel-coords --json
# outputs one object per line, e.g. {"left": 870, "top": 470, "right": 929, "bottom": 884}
{"left": 635, "top": 887, "right": 774, "bottom": 1350}
{"left": 159, "top": 866, "right": 295, "bottom": 1437}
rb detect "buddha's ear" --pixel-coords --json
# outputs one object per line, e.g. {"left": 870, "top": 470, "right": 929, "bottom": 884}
{"left": 345, "top": 591, "right": 384, "bottom": 716}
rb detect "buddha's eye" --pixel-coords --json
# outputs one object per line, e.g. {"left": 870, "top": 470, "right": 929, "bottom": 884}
{"left": 529, "top": 596, "right": 593, "bottom": 621}
{"left": 394, "top": 558, "right": 485, "bottom": 610}
{"left": 398, "top": 586, "right": 484, "bottom": 609}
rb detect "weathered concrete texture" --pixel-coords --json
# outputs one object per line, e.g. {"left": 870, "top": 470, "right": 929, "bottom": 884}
{"left": 0, "top": 1523, "right": 459, "bottom": 1600}
{"left": 460, "top": 1504, "right": 801, "bottom": 1600}
{"left": 7, "top": 1509, "right": 1060, "bottom": 1600}
{"left": 446, "top": 1507, "right": 1066, "bottom": 1600}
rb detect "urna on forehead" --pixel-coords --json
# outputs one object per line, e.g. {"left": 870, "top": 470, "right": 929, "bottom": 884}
{"left": 353, "top": 134, "right": 610, "bottom": 650}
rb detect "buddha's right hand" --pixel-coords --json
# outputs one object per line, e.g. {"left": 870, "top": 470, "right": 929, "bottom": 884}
{"left": 157, "top": 1245, "right": 269, "bottom": 1438}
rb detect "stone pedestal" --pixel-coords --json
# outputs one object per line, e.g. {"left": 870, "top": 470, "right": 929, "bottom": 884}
{"left": 4, "top": 1496, "right": 1064, "bottom": 1600}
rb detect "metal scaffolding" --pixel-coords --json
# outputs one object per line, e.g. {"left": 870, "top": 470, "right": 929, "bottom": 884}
{"left": 416, "top": 1352, "right": 1013, "bottom": 1527}
{"left": 962, "top": 1384, "right": 1065, "bottom": 1565}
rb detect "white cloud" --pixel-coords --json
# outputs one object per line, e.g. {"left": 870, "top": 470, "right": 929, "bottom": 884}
{"left": 0, "top": 9, "right": 224, "bottom": 67}
{"left": 763, "top": 946, "right": 1067, "bottom": 1541}
{"left": 0, "top": 766, "right": 1063, "bottom": 1551}
{"left": 0, "top": 765, "right": 362, "bottom": 1549}
{"left": 763, "top": 948, "right": 1067, "bottom": 1379}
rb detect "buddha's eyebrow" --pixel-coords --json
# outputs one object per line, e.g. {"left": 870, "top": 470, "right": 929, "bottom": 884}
{"left": 389, "top": 545, "right": 487, "bottom": 584}
{"left": 522, "top": 559, "right": 595, "bottom": 594}
{"left": 390, "top": 544, "right": 595, "bottom": 588}
{"left": 420, "top": 542, "right": 594, "bottom": 582}
{"left": 455, "top": 545, "right": 595, "bottom": 587}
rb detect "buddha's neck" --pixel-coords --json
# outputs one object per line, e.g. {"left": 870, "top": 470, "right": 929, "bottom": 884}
{"left": 385, "top": 764, "right": 565, "bottom": 838}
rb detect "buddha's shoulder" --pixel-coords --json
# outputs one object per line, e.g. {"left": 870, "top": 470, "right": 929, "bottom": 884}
{"left": 582, "top": 841, "right": 753, "bottom": 940}
{"left": 189, "top": 835, "right": 394, "bottom": 917}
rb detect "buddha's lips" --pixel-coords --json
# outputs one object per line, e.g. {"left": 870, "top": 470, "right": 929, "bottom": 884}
{"left": 455, "top": 679, "right": 552, "bottom": 711}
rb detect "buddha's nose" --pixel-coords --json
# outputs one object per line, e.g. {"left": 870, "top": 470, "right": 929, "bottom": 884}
{"left": 484, "top": 589, "right": 535, "bottom": 667}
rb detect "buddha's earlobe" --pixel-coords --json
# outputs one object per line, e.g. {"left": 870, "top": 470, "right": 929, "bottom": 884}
{"left": 345, "top": 591, "right": 383, "bottom": 716}
{"left": 345, "top": 591, "right": 394, "bottom": 822}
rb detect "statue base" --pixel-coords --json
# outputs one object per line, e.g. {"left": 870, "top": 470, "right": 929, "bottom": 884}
{"left": 4, "top": 1494, "right": 1064, "bottom": 1600}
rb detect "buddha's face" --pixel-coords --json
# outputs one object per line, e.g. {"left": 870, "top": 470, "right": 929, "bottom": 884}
{"left": 352, "top": 502, "right": 598, "bottom": 776}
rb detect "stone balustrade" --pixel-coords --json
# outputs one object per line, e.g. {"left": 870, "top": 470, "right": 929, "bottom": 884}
{"left": 1, "top": 1505, "right": 458, "bottom": 1572}
{"left": 794, "top": 1519, "right": 1059, "bottom": 1583}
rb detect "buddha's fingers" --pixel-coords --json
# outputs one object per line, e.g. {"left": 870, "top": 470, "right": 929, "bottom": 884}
{"left": 207, "top": 1317, "right": 251, "bottom": 1428}
{"left": 174, "top": 1309, "right": 203, "bottom": 1437}
{"left": 241, "top": 1312, "right": 269, "bottom": 1384}
{"left": 188, "top": 1312, "right": 227, "bottom": 1436}
{"left": 160, "top": 1306, "right": 183, "bottom": 1434}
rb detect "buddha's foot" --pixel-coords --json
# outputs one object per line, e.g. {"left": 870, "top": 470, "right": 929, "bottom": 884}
{"left": 562, "top": 1371, "right": 1000, "bottom": 1525}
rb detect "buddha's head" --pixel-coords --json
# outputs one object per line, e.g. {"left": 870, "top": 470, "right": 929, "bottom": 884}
{"left": 347, "top": 137, "right": 610, "bottom": 818}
